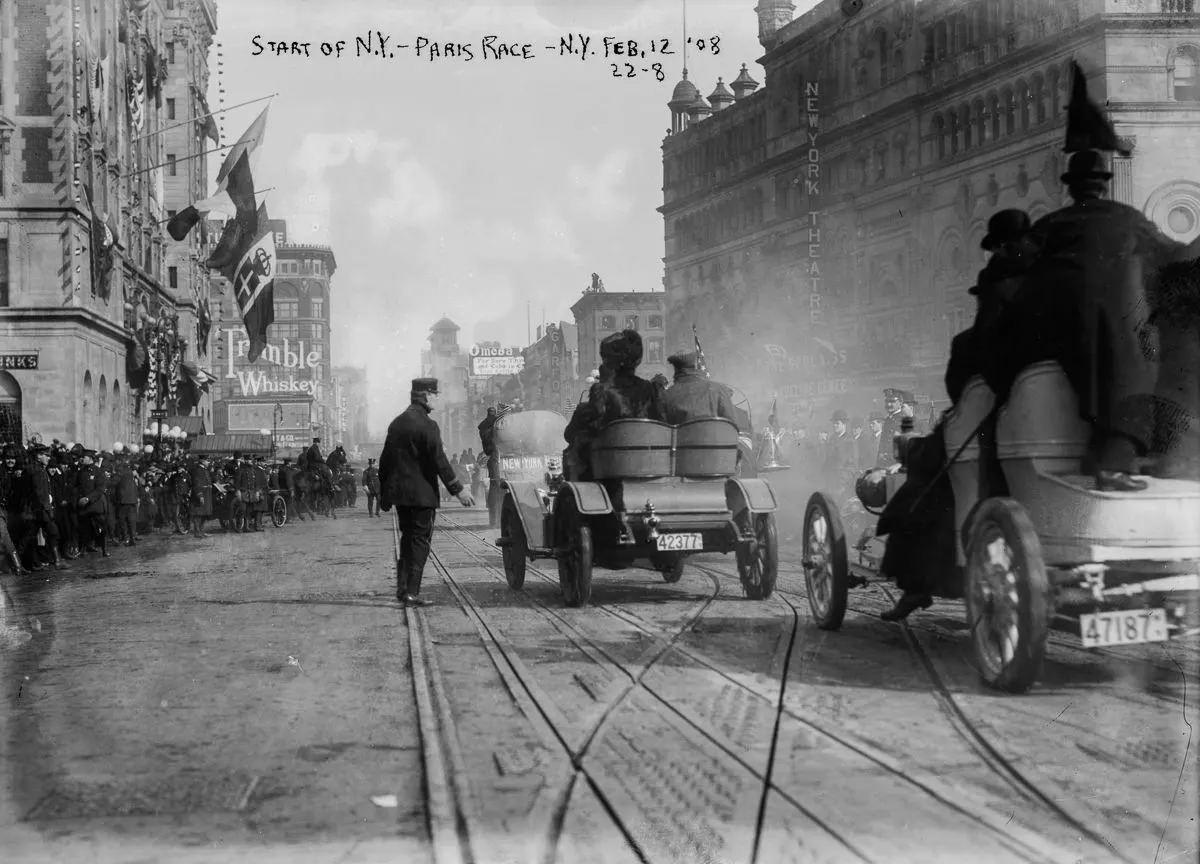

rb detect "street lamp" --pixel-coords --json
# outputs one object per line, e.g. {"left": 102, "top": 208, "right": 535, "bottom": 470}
{"left": 272, "top": 402, "right": 284, "bottom": 459}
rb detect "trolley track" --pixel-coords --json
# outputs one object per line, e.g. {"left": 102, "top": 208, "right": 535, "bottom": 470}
{"left": 428, "top": 514, "right": 867, "bottom": 864}
{"left": 430, "top": 513, "right": 1104, "bottom": 864}
{"left": 770, "top": 562, "right": 1184, "bottom": 864}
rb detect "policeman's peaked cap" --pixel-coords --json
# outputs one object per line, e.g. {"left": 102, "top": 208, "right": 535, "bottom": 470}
{"left": 411, "top": 377, "right": 439, "bottom": 394}
{"left": 883, "top": 388, "right": 903, "bottom": 400}
{"left": 831, "top": 409, "right": 849, "bottom": 423}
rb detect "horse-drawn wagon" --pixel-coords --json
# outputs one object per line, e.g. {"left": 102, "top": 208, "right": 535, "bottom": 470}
{"left": 802, "top": 362, "right": 1200, "bottom": 693}
{"left": 495, "top": 409, "right": 781, "bottom": 606}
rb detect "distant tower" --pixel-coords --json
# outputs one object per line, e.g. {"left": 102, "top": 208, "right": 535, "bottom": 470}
{"left": 687, "top": 93, "right": 713, "bottom": 124}
{"left": 669, "top": 70, "right": 701, "bottom": 133}
{"left": 731, "top": 64, "right": 760, "bottom": 101}
{"left": 709, "top": 78, "right": 736, "bottom": 112}
{"left": 755, "top": 0, "right": 796, "bottom": 50}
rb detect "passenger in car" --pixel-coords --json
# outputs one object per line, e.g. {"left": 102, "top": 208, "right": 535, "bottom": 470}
{"left": 659, "top": 350, "right": 737, "bottom": 424}
{"left": 563, "top": 330, "right": 664, "bottom": 480}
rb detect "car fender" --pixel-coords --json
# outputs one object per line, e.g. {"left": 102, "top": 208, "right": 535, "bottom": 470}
{"left": 726, "top": 477, "right": 778, "bottom": 514}
{"left": 562, "top": 481, "right": 613, "bottom": 516}
{"left": 500, "top": 479, "right": 548, "bottom": 545}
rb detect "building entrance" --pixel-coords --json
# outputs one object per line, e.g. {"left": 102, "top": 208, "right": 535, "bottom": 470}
{"left": 0, "top": 372, "right": 21, "bottom": 445}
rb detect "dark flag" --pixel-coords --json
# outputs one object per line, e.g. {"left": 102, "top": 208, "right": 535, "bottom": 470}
{"left": 224, "top": 205, "right": 276, "bottom": 363}
{"left": 692, "top": 323, "right": 710, "bottom": 378}
{"left": 81, "top": 185, "right": 118, "bottom": 299}
{"left": 202, "top": 149, "right": 258, "bottom": 270}
{"left": 1064, "top": 60, "right": 1130, "bottom": 156}
{"left": 167, "top": 106, "right": 268, "bottom": 241}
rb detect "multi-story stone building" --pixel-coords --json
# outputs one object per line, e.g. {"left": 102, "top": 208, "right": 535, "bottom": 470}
{"left": 1, "top": 0, "right": 215, "bottom": 447}
{"left": 516, "top": 321, "right": 579, "bottom": 414}
{"left": 569, "top": 282, "right": 669, "bottom": 383}
{"left": 211, "top": 219, "right": 336, "bottom": 456}
{"left": 422, "top": 316, "right": 472, "bottom": 454}
{"left": 661, "top": 0, "right": 1200, "bottom": 425}
{"left": 331, "top": 365, "right": 369, "bottom": 453}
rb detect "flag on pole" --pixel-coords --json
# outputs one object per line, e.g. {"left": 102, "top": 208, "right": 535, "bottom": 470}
{"left": 127, "top": 70, "right": 145, "bottom": 132}
{"left": 203, "top": 148, "right": 259, "bottom": 270}
{"left": 692, "top": 324, "right": 710, "bottom": 378}
{"left": 1064, "top": 60, "right": 1129, "bottom": 155}
{"left": 81, "top": 185, "right": 119, "bottom": 300}
{"left": 167, "top": 106, "right": 269, "bottom": 241}
{"left": 224, "top": 205, "right": 276, "bottom": 364}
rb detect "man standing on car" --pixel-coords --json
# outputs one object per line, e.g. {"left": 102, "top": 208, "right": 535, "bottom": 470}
{"left": 379, "top": 378, "right": 474, "bottom": 607}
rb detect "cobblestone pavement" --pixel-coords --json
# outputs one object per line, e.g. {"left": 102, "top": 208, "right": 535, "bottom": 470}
{"left": 2, "top": 499, "right": 1197, "bottom": 864}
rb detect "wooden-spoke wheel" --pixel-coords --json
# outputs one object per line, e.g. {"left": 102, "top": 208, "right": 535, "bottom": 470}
{"left": 652, "top": 552, "right": 685, "bottom": 584}
{"left": 271, "top": 495, "right": 287, "bottom": 528}
{"left": 500, "top": 496, "right": 527, "bottom": 590}
{"left": 736, "top": 512, "right": 779, "bottom": 600}
{"left": 556, "top": 498, "right": 593, "bottom": 608}
{"left": 965, "top": 498, "right": 1050, "bottom": 694}
{"left": 801, "top": 493, "right": 849, "bottom": 629}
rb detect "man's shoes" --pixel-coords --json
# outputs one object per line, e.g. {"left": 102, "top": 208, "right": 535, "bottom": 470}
{"left": 402, "top": 594, "right": 433, "bottom": 607}
{"left": 880, "top": 592, "right": 933, "bottom": 622}
{"left": 1096, "top": 470, "right": 1148, "bottom": 492}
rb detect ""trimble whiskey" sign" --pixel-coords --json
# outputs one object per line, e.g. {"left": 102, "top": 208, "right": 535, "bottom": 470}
{"left": 225, "top": 328, "right": 322, "bottom": 398}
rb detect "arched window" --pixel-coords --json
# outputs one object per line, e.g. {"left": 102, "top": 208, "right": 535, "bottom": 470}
{"left": 82, "top": 371, "right": 93, "bottom": 446}
{"left": 934, "top": 21, "right": 948, "bottom": 60}
{"left": 973, "top": 98, "right": 987, "bottom": 144}
{"left": 1032, "top": 73, "right": 1046, "bottom": 124}
{"left": 932, "top": 114, "right": 946, "bottom": 159}
{"left": 1048, "top": 67, "right": 1062, "bottom": 117}
{"left": 893, "top": 45, "right": 905, "bottom": 78}
{"left": 0, "top": 372, "right": 21, "bottom": 446}
{"left": 953, "top": 14, "right": 969, "bottom": 51}
{"left": 988, "top": 92, "right": 1001, "bottom": 140}
{"left": 112, "top": 380, "right": 121, "bottom": 444}
{"left": 948, "top": 110, "right": 960, "bottom": 154}
{"left": 1016, "top": 80, "right": 1030, "bottom": 129}
{"left": 960, "top": 104, "right": 973, "bottom": 149}
{"left": 1002, "top": 86, "right": 1016, "bottom": 134}
{"left": 1172, "top": 47, "right": 1200, "bottom": 102}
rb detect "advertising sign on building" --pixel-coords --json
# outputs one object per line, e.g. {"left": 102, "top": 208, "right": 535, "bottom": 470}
{"left": 224, "top": 327, "right": 323, "bottom": 399}
{"left": 469, "top": 344, "right": 525, "bottom": 377}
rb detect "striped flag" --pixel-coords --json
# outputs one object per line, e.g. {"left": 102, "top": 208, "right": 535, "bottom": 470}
{"left": 127, "top": 71, "right": 145, "bottom": 132}
{"left": 692, "top": 324, "right": 710, "bottom": 378}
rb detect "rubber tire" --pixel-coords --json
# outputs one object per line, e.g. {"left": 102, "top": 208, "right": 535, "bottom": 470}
{"left": 802, "top": 492, "right": 849, "bottom": 629}
{"left": 965, "top": 497, "right": 1051, "bottom": 694}
{"left": 737, "top": 512, "right": 779, "bottom": 600}
{"left": 271, "top": 495, "right": 287, "bottom": 528}
{"left": 557, "top": 499, "right": 593, "bottom": 608}
{"left": 653, "top": 552, "right": 685, "bottom": 583}
{"left": 501, "top": 496, "right": 527, "bottom": 590}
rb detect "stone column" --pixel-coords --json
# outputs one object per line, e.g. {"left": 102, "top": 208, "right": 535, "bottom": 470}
{"left": 1111, "top": 136, "right": 1137, "bottom": 205}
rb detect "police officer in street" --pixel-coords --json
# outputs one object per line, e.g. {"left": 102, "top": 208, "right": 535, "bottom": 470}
{"left": 876, "top": 389, "right": 907, "bottom": 467}
{"left": 659, "top": 350, "right": 737, "bottom": 424}
{"left": 477, "top": 407, "right": 500, "bottom": 527}
{"left": 363, "top": 458, "right": 381, "bottom": 517}
{"left": 75, "top": 450, "right": 111, "bottom": 557}
{"left": 379, "top": 378, "right": 474, "bottom": 606}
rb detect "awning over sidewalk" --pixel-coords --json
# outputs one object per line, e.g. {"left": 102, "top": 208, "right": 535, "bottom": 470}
{"left": 165, "top": 415, "right": 206, "bottom": 437}
{"left": 186, "top": 433, "right": 271, "bottom": 455}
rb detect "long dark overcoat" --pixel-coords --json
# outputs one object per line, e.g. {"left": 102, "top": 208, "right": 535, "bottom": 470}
{"left": 379, "top": 402, "right": 462, "bottom": 509}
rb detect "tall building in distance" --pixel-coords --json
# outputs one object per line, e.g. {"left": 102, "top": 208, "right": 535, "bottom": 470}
{"left": 661, "top": 0, "right": 1200, "bottom": 424}
{"left": 1, "top": 0, "right": 212, "bottom": 447}
{"left": 570, "top": 279, "right": 668, "bottom": 383}
{"left": 211, "top": 219, "right": 336, "bottom": 456}
{"left": 519, "top": 321, "right": 578, "bottom": 415}
{"left": 422, "top": 316, "right": 471, "bottom": 454}
{"left": 331, "top": 365, "right": 369, "bottom": 454}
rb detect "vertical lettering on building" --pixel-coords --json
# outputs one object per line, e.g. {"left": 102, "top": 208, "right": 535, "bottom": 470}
{"left": 805, "top": 82, "right": 822, "bottom": 325}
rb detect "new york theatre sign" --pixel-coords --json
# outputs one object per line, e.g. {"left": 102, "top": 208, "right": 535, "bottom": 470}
{"left": 225, "top": 328, "right": 322, "bottom": 398}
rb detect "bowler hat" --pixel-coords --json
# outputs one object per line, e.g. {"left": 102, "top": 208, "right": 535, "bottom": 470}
{"left": 667, "top": 350, "right": 699, "bottom": 370}
{"left": 411, "top": 377, "right": 439, "bottom": 394}
{"left": 368, "top": 458, "right": 376, "bottom": 464}
{"left": 831, "top": 409, "right": 849, "bottom": 423}
{"left": 869, "top": 412, "right": 886, "bottom": 422}
{"left": 980, "top": 209, "right": 1031, "bottom": 251}
{"left": 1061, "top": 149, "right": 1112, "bottom": 183}
{"left": 883, "top": 388, "right": 902, "bottom": 401}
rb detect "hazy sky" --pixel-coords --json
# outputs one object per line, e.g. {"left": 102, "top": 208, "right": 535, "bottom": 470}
{"left": 209, "top": 0, "right": 807, "bottom": 435}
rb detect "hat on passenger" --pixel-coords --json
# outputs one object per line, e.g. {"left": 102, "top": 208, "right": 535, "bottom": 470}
{"left": 367, "top": 458, "right": 376, "bottom": 464}
{"left": 599, "top": 330, "right": 643, "bottom": 371}
{"left": 411, "top": 377, "right": 439, "bottom": 394}
{"left": 831, "top": 409, "right": 849, "bottom": 423}
{"left": 883, "top": 388, "right": 902, "bottom": 401}
{"left": 1061, "top": 149, "right": 1112, "bottom": 183}
{"left": 980, "top": 209, "right": 1032, "bottom": 251}
{"left": 667, "top": 350, "right": 700, "bottom": 370}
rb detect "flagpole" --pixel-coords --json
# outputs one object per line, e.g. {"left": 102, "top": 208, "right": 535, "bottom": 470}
{"left": 132, "top": 93, "right": 278, "bottom": 142}
{"left": 124, "top": 139, "right": 258, "bottom": 178}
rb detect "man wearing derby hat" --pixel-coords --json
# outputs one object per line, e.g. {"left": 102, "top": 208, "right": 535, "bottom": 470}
{"left": 998, "top": 149, "right": 1195, "bottom": 490}
{"left": 876, "top": 389, "right": 906, "bottom": 468}
{"left": 362, "top": 458, "right": 381, "bottom": 518}
{"left": 379, "top": 378, "right": 474, "bottom": 607}
{"left": 825, "top": 409, "right": 856, "bottom": 482}
{"left": 659, "top": 350, "right": 737, "bottom": 425}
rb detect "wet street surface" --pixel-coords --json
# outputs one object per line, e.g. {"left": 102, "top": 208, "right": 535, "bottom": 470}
{"left": 2, "top": 501, "right": 1197, "bottom": 863}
